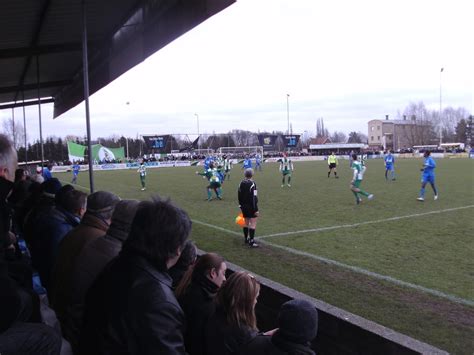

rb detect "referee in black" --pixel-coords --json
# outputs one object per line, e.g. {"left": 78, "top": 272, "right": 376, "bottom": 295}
{"left": 238, "top": 168, "right": 259, "bottom": 248}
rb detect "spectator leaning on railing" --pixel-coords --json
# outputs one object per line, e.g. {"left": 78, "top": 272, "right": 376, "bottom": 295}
{"left": 205, "top": 271, "right": 265, "bottom": 355}
{"left": 240, "top": 299, "right": 318, "bottom": 355}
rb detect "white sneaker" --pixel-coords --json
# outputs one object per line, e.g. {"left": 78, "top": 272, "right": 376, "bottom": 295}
{"left": 417, "top": 197, "right": 424, "bottom": 201}
{"left": 248, "top": 241, "right": 259, "bottom": 248}
{"left": 281, "top": 184, "right": 284, "bottom": 188}
{"left": 287, "top": 184, "right": 291, "bottom": 187}
{"left": 141, "top": 188, "right": 146, "bottom": 191}
{"left": 434, "top": 195, "right": 438, "bottom": 200}
{"left": 368, "top": 194, "right": 374, "bottom": 200}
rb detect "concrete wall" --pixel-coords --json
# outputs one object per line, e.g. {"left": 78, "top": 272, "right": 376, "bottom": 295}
{"left": 219, "top": 258, "right": 448, "bottom": 355}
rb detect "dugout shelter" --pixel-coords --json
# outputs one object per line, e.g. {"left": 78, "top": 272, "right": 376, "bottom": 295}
{"left": 0, "top": 0, "right": 235, "bottom": 191}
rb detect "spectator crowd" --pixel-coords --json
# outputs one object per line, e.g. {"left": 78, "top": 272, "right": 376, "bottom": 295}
{"left": 0, "top": 134, "right": 319, "bottom": 355}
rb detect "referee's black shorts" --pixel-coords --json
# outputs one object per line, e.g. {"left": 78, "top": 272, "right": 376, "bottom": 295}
{"left": 329, "top": 163, "right": 337, "bottom": 169}
{"left": 241, "top": 205, "right": 258, "bottom": 218}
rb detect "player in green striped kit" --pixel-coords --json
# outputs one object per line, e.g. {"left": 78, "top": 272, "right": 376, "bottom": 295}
{"left": 223, "top": 155, "right": 233, "bottom": 181}
{"left": 196, "top": 162, "right": 223, "bottom": 201}
{"left": 137, "top": 161, "right": 147, "bottom": 191}
{"left": 279, "top": 153, "right": 294, "bottom": 187}
{"left": 350, "top": 153, "right": 373, "bottom": 204}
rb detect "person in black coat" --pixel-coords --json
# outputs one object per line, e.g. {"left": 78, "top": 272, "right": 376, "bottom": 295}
{"left": 79, "top": 196, "right": 192, "bottom": 355}
{"left": 240, "top": 299, "right": 318, "bottom": 355}
{"left": 238, "top": 168, "right": 259, "bottom": 247}
{"left": 169, "top": 239, "right": 197, "bottom": 288}
{"left": 176, "top": 253, "right": 227, "bottom": 355}
{"left": 0, "top": 134, "right": 62, "bottom": 355}
{"left": 205, "top": 271, "right": 261, "bottom": 355}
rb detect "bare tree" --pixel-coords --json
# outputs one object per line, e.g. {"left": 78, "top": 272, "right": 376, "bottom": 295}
{"left": 330, "top": 131, "right": 347, "bottom": 143}
{"left": 347, "top": 132, "right": 362, "bottom": 143}
{"left": 316, "top": 118, "right": 329, "bottom": 137}
{"left": 2, "top": 117, "right": 26, "bottom": 150}
{"left": 401, "top": 101, "right": 436, "bottom": 146}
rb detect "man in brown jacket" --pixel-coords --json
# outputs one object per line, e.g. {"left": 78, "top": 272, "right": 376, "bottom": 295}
{"left": 49, "top": 191, "right": 120, "bottom": 330}
{"left": 64, "top": 199, "right": 139, "bottom": 350}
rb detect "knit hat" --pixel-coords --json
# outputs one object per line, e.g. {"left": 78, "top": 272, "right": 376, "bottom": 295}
{"left": 86, "top": 191, "right": 121, "bottom": 214}
{"left": 107, "top": 199, "right": 140, "bottom": 241}
{"left": 42, "top": 178, "right": 62, "bottom": 198}
{"left": 278, "top": 299, "right": 318, "bottom": 344}
{"left": 54, "top": 184, "right": 76, "bottom": 208}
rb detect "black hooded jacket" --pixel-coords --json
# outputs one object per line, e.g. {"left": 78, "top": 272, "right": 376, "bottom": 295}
{"left": 178, "top": 273, "right": 219, "bottom": 355}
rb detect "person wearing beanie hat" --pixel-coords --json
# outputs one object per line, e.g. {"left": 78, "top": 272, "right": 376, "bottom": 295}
{"left": 240, "top": 299, "right": 318, "bottom": 355}
{"left": 62, "top": 199, "right": 140, "bottom": 350}
{"left": 50, "top": 191, "right": 120, "bottom": 320}
{"left": 42, "top": 177, "right": 62, "bottom": 198}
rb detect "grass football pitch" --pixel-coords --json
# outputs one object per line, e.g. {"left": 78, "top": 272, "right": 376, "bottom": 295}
{"left": 56, "top": 158, "right": 474, "bottom": 353}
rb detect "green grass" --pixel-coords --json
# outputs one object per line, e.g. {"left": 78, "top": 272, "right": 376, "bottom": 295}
{"left": 57, "top": 158, "right": 474, "bottom": 354}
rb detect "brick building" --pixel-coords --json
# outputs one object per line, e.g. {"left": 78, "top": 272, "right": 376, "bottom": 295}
{"left": 368, "top": 115, "right": 431, "bottom": 151}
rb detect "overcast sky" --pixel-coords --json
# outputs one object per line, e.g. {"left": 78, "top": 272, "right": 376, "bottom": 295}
{"left": 2, "top": 0, "right": 473, "bottom": 142}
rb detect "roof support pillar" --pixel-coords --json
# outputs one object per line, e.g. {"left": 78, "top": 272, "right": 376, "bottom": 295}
{"left": 36, "top": 55, "right": 45, "bottom": 169}
{"left": 82, "top": 0, "right": 94, "bottom": 193}
{"left": 22, "top": 92, "right": 28, "bottom": 165}
{"left": 11, "top": 107, "right": 16, "bottom": 149}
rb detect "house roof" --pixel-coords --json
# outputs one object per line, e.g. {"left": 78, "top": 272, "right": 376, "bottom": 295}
{"left": 309, "top": 136, "right": 331, "bottom": 145}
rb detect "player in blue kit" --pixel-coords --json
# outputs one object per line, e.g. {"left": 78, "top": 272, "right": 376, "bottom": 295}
{"left": 242, "top": 156, "right": 252, "bottom": 169}
{"left": 204, "top": 155, "right": 214, "bottom": 170}
{"left": 255, "top": 154, "right": 262, "bottom": 171}
{"left": 384, "top": 150, "right": 396, "bottom": 181}
{"left": 71, "top": 162, "right": 80, "bottom": 184}
{"left": 417, "top": 151, "right": 438, "bottom": 201}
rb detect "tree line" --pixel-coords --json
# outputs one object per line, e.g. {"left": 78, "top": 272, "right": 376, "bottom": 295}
{"left": 2, "top": 101, "right": 471, "bottom": 163}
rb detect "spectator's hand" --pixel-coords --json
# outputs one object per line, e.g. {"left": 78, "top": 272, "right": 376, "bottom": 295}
{"left": 254, "top": 211, "right": 259, "bottom": 217}
{"left": 7, "top": 231, "right": 16, "bottom": 245}
{"left": 263, "top": 328, "right": 278, "bottom": 336}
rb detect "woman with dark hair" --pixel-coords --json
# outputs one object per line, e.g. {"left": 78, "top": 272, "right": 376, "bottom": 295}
{"left": 176, "top": 253, "right": 226, "bottom": 355}
{"left": 205, "top": 271, "right": 260, "bottom": 355}
{"left": 169, "top": 240, "right": 197, "bottom": 288}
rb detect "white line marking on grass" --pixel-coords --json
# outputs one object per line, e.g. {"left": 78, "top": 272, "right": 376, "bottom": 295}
{"left": 54, "top": 183, "right": 473, "bottom": 307}
{"left": 192, "top": 219, "right": 242, "bottom": 236}
{"left": 193, "top": 218, "right": 474, "bottom": 307}
{"left": 257, "top": 205, "right": 474, "bottom": 240}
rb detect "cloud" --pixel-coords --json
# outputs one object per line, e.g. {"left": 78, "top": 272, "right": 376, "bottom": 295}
{"left": 1, "top": 0, "right": 472, "bottom": 143}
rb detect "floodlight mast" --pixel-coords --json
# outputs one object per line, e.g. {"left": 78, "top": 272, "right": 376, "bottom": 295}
{"left": 195, "top": 113, "right": 200, "bottom": 151}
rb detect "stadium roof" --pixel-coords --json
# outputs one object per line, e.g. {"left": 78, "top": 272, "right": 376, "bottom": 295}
{"left": 0, "top": 0, "right": 235, "bottom": 117}
{"left": 309, "top": 143, "right": 367, "bottom": 150}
